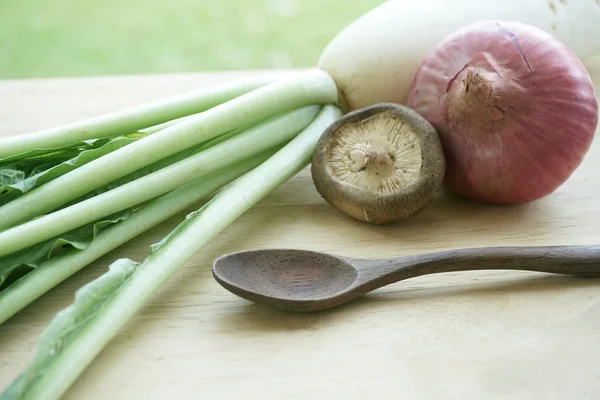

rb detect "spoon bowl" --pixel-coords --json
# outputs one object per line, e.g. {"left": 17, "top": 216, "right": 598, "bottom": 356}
{"left": 213, "top": 249, "right": 359, "bottom": 311}
{"left": 213, "top": 245, "right": 600, "bottom": 312}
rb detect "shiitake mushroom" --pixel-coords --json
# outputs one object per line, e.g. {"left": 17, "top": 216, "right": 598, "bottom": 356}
{"left": 311, "top": 103, "right": 445, "bottom": 224}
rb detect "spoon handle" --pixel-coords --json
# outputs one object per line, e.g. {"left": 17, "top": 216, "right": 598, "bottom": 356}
{"left": 358, "top": 245, "right": 600, "bottom": 289}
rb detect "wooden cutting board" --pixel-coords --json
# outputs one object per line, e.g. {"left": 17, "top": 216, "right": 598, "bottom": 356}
{"left": 1, "top": 66, "right": 600, "bottom": 399}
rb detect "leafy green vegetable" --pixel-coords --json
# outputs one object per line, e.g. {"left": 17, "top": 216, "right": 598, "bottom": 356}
{"left": 0, "top": 169, "right": 24, "bottom": 186}
{"left": 0, "top": 75, "right": 277, "bottom": 159}
{"left": 0, "top": 139, "right": 104, "bottom": 166}
{"left": 0, "top": 111, "right": 201, "bottom": 171}
{"left": 0, "top": 105, "right": 323, "bottom": 258}
{"left": 0, "top": 116, "right": 269, "bottom": 312}
{"left": 0, "top": 151, "right": 276, "bottom": 325}
{"left": 0, "top": 207, "right": 136, "bottom": 291}
{"left": 0, "top": 259, "right": 138, "bottom": 400}
{"left": 0, "top": 122, "right": 258, "bottom": 301}
{"left": 0, "top": 113, "right": 221, "bottom": 209}
{"left": 64, "top": 120, "right": 249, "bottom": 207}
{"left": 0, "top": 105, "right": 342, "bottom": 400}
{"left": 0, "top": 133, "right": 146, "bottom": 206}
{"left": 0, "top": 70, "right": 338, "bottom": 231}
{"left": 0, "top": 70, "right": 341, "bottom": 400}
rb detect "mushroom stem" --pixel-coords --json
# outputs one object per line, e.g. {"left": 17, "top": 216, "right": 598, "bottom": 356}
{"left": 347, "top": 142, "right": 394, "bottom": 174}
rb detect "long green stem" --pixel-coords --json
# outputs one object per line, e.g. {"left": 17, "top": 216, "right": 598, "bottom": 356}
{"left": 0, "top": 69, "right": 338, "bottom": 230}
{"left": 0, "top": 151, "right": 275, "bottom": 325}
{"left": 0, "top": 105, "right": 342, "bottom": 400}
{"left": 0, "top": 105, "right": 321, "bottom": 257}
{"left": 138, "top": 112, "right": 203, "bottom": 135}
{"left": 0, "top": 75, "right": 277, "bottom": 158}
{"left": 1, "top": 134, "right": 145, "bottom": 205}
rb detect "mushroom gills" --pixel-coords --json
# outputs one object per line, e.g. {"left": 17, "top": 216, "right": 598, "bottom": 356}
{"left": 311, "top": 103, "right": 446, "bottom": 224}
{"left": 326, "top": 111, "right": 423, "bottom": 195}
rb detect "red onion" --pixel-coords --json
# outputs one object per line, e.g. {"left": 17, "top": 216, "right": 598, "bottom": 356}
{"left": 407, "top": 20, "right": 598, "bottom": 204}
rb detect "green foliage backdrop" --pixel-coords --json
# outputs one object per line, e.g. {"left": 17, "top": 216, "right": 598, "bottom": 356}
{"left": 0, "top": 0, "right": 385, "bottom": 78}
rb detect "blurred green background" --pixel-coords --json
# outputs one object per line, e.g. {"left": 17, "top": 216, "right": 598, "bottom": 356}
{"left": 0, "top": 0, "right": 385, "bottom": 79}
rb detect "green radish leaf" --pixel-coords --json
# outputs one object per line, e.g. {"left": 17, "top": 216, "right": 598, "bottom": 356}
{"left": 0, "top": 258, "right": 138, "bottom": 399}
{"left": 59, "top": 126, "right": 245, "bottom": 209}
{"left": 148, "top": 183, "right": 231, "bottom": 256}
{"left": 1, "top": 147, "right": 92, "bottom": 186}
{"left": 0, "top": 138, "right": 107, "bottom": 166}
{"left": 0, "top": 169, "right": 25, "bottom": 186}
{"left": 0, "top": 127, "right": 244, "bottom": 289}
{"left": 0, "top": 134, "right": 146, "bottom": 206}
{"left": 0, "top": 207, "right": 137, "bottom": 291}
{"left": 0, "top": 152, "right": 275, "bottom": 326}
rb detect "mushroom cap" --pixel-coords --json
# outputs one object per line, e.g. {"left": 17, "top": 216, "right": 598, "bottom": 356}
{"left": 311, "top": 103, "right": 446, "bottom": 224}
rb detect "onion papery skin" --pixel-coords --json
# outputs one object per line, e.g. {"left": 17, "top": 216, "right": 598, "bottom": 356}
{"left": 407, "top": 20, "right": 598, "bottom": 204}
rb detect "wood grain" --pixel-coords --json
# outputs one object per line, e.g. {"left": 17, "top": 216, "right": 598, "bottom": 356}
{"left": 1, "top": 65, "right": 600, "bottom": 399}
{"left": 214, "top": 245, "right": 600, "bottom": 312}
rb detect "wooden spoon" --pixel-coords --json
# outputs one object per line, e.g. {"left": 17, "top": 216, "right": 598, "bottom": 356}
{"left": 212, "top": 245, "right": 600, "bottom": 312}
